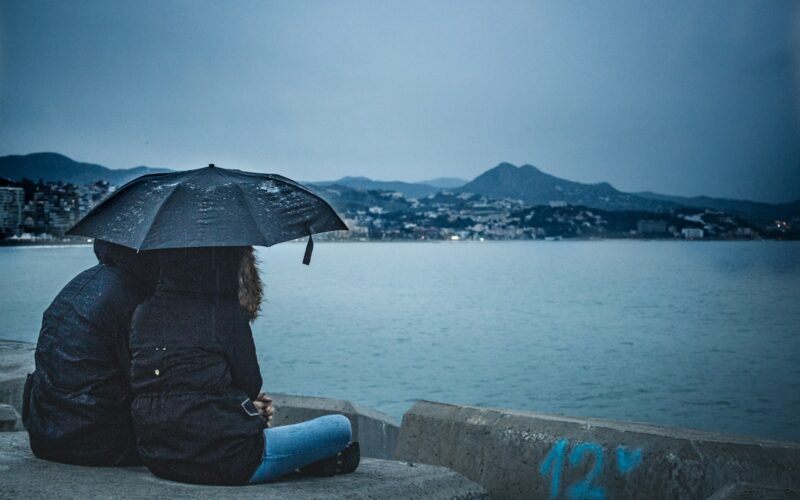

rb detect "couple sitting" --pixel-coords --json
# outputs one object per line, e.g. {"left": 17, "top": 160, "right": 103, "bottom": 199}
{"left": 23, "top": 240, "right": 359, "bottom": 485}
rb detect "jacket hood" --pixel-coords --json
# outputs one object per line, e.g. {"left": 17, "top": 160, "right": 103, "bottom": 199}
{"left": 157, "top": 247, "right": 242, "bottom": 298}
{"left": 94, "top": 240, "right": 159, "bottom": 292}
{"left": 156, "top": 247, "right": 263, "bottom": 321}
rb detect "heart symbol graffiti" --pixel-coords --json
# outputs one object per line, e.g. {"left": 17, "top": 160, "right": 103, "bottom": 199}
{"left": 615, "top": 446, "right": 643, "bottom": 474}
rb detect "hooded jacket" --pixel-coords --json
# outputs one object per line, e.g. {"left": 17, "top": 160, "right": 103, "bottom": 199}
{"left": 24, "top": 240, "right": 158, "bottom": 465}
{"left": 129, "top": 247, "right": 265, "bottom": 486}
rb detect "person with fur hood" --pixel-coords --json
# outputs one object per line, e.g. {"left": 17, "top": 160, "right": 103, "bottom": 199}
{"left": 24, "top": 240, "right": 158, "bottom": 465}
{"left": 129, "top": 246, "right": 359, "bottom": 485}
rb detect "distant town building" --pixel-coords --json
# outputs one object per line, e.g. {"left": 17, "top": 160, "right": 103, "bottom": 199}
{"left": 681, "top": 227, "right": 704, "bottom": 239}
{"left": 13, "top": 181, "right": 112, "bottom": 238}
{"left": 78, "top": 181, "right": 114, "bottom": 218}
{"left": 0, "top": 187, "right": 24, "bottom": 234}
{"left": 341, "top": 218, "right": 369, "bottom": 239}
{"left": 637, "top": 220, "right": 667, "bottom": 235}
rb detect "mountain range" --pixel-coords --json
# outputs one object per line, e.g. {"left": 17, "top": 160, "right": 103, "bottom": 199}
{"left": 313, "top": 176, "right": 469, "bottom": 195}
{"left": 1, "top": 152, "right": 796, "bottom": 224}
{"left": 313, "top": 176, "right": 443, "bottom": 199}
{"left": 0, "top": 152, "right": 170, "bottom": 186}
{"left": 317, "top": 164, "right": 797, "bottom": 223}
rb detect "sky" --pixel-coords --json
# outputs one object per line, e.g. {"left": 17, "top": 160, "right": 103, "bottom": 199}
{"left": 1, "top": 1, "right": 798, "bottom": 203}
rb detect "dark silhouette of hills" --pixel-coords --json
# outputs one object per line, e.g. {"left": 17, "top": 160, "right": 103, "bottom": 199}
{"left": 454, "top": 162, "right": 798, "bottom": 222}
{"left": 633, "top": 191, "right": 799, "bottom": 224}
{"left": 313, "top": 176, "right": 441, "bottom": 199}
{"left": 0, "top": 152, "right": 170, "bottom": 186}
{"left": 2, "top": 152, "right": 796, "bottom": 223}
{"left": 456, "top": 162, "right": 680, "bottom": 212}
{"left": 419, "top": 177, "right": 468, "bottom": 189}
{"left": 313, "top": 177, "right": 467, "bottom": 197}
{"left": 311, "top": 183, "right": 414, "bottom": 213}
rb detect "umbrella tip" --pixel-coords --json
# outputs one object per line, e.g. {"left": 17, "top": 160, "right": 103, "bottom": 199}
{"left": 208, "top": 163, "right": 216, "bottom": 168}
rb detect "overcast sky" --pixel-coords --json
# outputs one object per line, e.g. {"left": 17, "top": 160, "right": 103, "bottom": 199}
{"left": 1, "top": 1, "right": 798, "bottom": 202}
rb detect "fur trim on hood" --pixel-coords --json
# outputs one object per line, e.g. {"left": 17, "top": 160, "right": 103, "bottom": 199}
{"left": 238, "top": 247, "right": 263, "bottom": 322}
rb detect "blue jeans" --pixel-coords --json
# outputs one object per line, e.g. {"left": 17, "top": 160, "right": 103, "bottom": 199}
{"left": 248, "top": 414, "right": 352, "bottom": 483}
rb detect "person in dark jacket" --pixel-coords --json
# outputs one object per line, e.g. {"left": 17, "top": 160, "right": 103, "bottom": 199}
{"left": 130, "top": 246, "right": 358, "bottom": 485}
{"left": 23, "top": 240, "right": 159, "bottom": 465}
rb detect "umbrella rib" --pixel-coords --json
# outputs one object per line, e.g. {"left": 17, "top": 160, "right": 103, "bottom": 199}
{"left": 113, "top": 171, "right": 172, "bottom": 193}
{"left": 260, "top": 174, "right": 324, "bottom": 202}
{"left": 135, "top": 182, "right": 184, "bottom": 250}
{"left": 67, "top": 171, "right": 173, "bottom": 235}
{"left": 235, "top": 183, "right": 269, "bottom": 247}
{"left": 254, "top": 175, "right": 347, "bottom": 232}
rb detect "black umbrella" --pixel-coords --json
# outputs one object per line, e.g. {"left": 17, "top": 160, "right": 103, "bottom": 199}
{"left": 67, "top": 164, "right": 347, "bottom": 264}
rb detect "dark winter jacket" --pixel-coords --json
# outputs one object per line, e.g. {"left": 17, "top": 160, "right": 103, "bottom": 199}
{"left": 24, "top": 240, "right": 159, "bottom": 465}
{"left": 129, "top": 247, "right": 265, "bottom": 486}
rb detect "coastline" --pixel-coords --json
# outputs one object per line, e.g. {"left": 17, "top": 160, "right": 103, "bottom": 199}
{"left": 2, "top": 238, "right": 796, "bottom": 249}
{"left": 0, "top": 240, "right": 92, "bottom": 248}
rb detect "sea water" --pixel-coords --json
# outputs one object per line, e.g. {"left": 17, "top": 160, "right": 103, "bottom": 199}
{"left": 2, "top": 241, "right": 798, "bottom": 442}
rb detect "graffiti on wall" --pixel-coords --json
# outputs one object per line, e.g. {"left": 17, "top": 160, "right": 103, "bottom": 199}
{"left": 539, "top": 438, "right": 643, "bottom": 499}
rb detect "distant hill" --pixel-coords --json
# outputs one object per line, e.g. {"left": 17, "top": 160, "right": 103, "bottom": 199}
{"left": 0, "top": 152, "right": 171, "bottom": 186}
{"left": 309, "top": 183, "right": 414, "bottom": 215}
{"left": 419, "top": 177, "right": 468, "bottom": 189}
{"left": 456, "top": 162, "right": 800, "bottom": 223}
{"left": 3, "top": 152, "right": 796, "bottom": 224}
{"left": 633, "top": 191, "right": 799, "bottom": 224}
{"left": 313, "top": 176, "right": 441, "bottom": 199}
{"left": 456, "top": 162, "right": 680, "bottom": 212}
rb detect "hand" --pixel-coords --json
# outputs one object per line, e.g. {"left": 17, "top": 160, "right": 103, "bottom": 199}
{"left": 254, "top": 393, "right": 274, "bottom": 425}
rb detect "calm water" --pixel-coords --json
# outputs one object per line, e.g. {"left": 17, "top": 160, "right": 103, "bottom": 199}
{"left": 2, "top": 241, "right": 799, "bottom": 442}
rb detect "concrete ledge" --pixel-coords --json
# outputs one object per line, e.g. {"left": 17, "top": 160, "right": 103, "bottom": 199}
{"left": 0, "top": 432, "right": 487, "bottom": 499}
{"left": 270, "top": 393, "right": 399, "bottom": 459}
{"left": 707, "top": 482, "right": 800, "bottom": 500}
{"left": 0, "top": 404, "right": 21, "bottom": 431}
{"left": 0, "top": 340, "right": 35, "bottom": 412}
{"left": 395, "top": 401, "right": 800, "bottom": 500}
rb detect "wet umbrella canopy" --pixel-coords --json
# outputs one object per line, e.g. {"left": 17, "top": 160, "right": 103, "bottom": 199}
{"left": 67, "top": 165, "right": 347, "bottom": 263}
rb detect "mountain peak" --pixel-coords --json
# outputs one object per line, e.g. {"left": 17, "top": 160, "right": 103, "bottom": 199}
{"left": 520, "top": 164, "right": 543, "bottom": 173}
{"left": 458, "top": 161, "right": 672, "bottom": 211}
{"left": 23, "top": 152, "right": 70, "bottom": 160}
{"left": 487, "top": 162, "right": 545, "bottom": 177}
{"left": 493, "top": 162, "right": 518, "bottom": 171}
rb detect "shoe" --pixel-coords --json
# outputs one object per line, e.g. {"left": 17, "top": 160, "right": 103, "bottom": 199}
{"left": 337, "top": 441, "right": 360, "bottom": 475}
{"left": 301, "top": 441, "right": 360, "bottom": 477}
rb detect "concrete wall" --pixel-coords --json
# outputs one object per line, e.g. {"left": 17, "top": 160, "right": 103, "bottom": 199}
{"left": 0, "top": 404, "right": 22, "bottom": 431}
{"left": 0, "top": 340, "right": 35, "bottom": 413}
{"left": 270, "top": 393, "right": 399, "bottom": 460}
{"left": 395, "top": 401, "right": 800, "bottom": 500}
{"left": 707, "top": 482, "right": 800, "bottom": 500}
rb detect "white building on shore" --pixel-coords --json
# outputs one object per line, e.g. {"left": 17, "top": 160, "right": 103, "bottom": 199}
{"left": 0, "top": 187, "right": 24, "bottom": 234}
{"left": 681, "top": 227, "right": 704, "bottom": 239}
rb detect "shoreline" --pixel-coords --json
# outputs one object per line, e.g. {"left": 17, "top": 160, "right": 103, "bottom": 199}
{"left": 1, "top": 238, "right": 797, "bottom": 249}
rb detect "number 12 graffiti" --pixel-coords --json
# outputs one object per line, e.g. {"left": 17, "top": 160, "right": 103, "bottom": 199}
{"left": 539, "top": 438, "right": 643, "bottom": 500}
